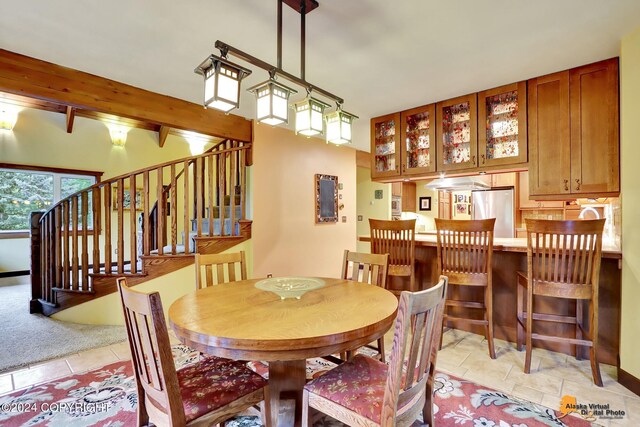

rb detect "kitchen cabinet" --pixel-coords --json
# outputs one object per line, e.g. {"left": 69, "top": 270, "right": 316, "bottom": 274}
{"left": 518, "top": 172, "right": 564, "bottom": 209}
{"left": 392, "top": 182, "right": 417, "bottom": 212}
{"left": 491, "top": 172, "right": 516, "bottom": 188}
{"left": 371, "top": 113, "right": 401, "bottom": 179}
{"left": 400, "top": 104, "right": 437, "bottom": 175}
{"left": 569, "top": 59, "right": 619, "bottom": 195}
{"left": 436, "top": 93, "right": 478, "bottom": 172}
{"left": 478, "top": 82, "right": 527, "bottom": 167}
{"left": 528, "top": 58, "right": 619, "bottom": 198}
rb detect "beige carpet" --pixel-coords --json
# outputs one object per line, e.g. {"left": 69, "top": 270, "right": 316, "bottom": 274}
{"left": 0, "top": 279, "right": 126, "bottom": 373}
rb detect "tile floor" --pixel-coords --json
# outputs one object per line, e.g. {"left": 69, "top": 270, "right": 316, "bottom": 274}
{"left": 0, "top": 329, "right": 638, "bottom": 426}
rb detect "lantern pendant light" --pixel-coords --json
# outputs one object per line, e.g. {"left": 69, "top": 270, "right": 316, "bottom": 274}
{"left": 248, "top": 73, "right": 297, "bottom": 126}
{"left": 325, "top": 104, "right": 358, "bottom": 145}
{"left": 294, "top": 92, "right": 330, "bottom": 137}
{"left": 195, "top": 53, "right": 252, "bottom": 113}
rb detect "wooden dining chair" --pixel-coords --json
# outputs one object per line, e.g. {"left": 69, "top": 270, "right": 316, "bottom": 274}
{"left": 195, "top": 251, "right": 247, "bottom": 288}
{"left": 516, "top": 219, "right": 605, "bottom": 386}
{"left": 369, "top": 218, "right": 417, "bottom": 294}
{"left": 341, "top": 250, "right": 390, "bottom": 362}
{"left": 117, "top": 278, "right": 271, "bottom": 426}
{"left": 435, "top": 218, "right": 496, "bottom": 359}
{"left": 302, "top": 276, "right": 448, "bottom": 427}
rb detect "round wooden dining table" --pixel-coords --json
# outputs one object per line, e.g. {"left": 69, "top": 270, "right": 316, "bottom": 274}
{"left": 168, "top": 277, "right": 398, "bottom": 427}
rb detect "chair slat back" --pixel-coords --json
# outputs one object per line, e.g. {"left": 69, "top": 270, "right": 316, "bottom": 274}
{"left": 525, "top": 219, "right": 605, "bottom": 286}
{"left": 435, "top": 219, "right": 495, "bottom": 278}
{"left": 381, "top": 276, "right": 448, "bottom": 425}
{"left": 341, "top": 250, "right": 389, "bottom": 287}
{"left": 369, "top": 219, "right": 415, "bottom": 268}
{"left": 117, "top": 278, "right": 185, "bottom": 425}
{"left": 196, "top": 251, "right": 247, "bottom": 288}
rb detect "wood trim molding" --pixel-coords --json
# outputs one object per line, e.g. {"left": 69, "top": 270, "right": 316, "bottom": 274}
{"left": 0, "top": 49, "right": 253, "bottom": 142}
{"left": 0, "top": 162, "right": 104, "bottom": 181}
{"left": 0, "top": 231, "right": 30, "bottom": 239}
{"left": 618, "top": 368, "right": 640, "bottom": 397}
{"left": 0, "top": 270, "right": 29, "bottom": 278}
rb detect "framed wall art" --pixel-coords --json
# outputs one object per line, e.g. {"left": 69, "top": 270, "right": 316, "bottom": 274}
{"left": 315, "top": 174, "right": 338, "bottom": 223}
{"left": 419, "top": 196, "right": 432, "bottom": 211}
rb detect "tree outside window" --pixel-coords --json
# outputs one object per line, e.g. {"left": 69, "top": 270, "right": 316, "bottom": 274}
{"left": 0, "top": 168, "right": 97, "bottom": 232}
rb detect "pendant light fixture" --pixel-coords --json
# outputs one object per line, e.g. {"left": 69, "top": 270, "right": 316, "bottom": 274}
{"left": 195, "top": 53, "right": 252, "bottom": 113}
{"left": 295, "top": 93, "right": 330, "bottom": 136}
{"left": 195, "top": 0, "right": 357, "bottom": 145}
{"left": 248, "top": 71, "right": 297, "bottom": 126}
{"left": 325, "top": 105, "right": 358, "bottom": 145}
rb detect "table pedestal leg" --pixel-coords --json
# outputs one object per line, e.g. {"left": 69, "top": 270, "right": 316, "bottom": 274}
{"left": 268, "top": 359, "right": 307, "bottom": 427}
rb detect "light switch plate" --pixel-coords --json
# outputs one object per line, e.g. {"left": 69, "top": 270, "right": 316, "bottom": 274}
{"left": 358, "top": 215, "right": 363, "bottom": 221}
{"left": 342, "top": 216, "right": 347, "bottom": 223}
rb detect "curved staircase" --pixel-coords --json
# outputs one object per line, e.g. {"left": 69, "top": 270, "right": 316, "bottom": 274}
{"left": 29, "top": 139, "right": 252, "bottom": 316}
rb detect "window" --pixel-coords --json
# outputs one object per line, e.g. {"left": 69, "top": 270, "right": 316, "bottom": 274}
{"left": 0, "top": 164, "right": 101, "bottom": 234}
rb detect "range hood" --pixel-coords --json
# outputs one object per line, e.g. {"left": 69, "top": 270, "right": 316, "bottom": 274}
{"left": 425, "top": 176, "right": 490, "bottom": 191}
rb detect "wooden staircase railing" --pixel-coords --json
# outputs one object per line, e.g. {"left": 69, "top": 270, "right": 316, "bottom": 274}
{"left": 30, "top": 139, "right": 252, "bottom": 315}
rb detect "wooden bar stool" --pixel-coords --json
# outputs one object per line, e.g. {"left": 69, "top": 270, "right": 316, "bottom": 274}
{"left": 516, "top": 219, "right": 605, "bottom": 386}
{"left": 435, "top": 218, "right": 496, "bottom": 359}
{"left": 369, "top": 218, "right": 417, "bottom": 294}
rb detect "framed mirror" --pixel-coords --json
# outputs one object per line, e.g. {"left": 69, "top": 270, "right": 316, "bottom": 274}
{"left": 315, "top": 174, "right": 338, "bottom": 223}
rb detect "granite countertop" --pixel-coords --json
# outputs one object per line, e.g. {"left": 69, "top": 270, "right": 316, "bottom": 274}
{"left": 359, "top": 233, "right": 622, "bottom": 259}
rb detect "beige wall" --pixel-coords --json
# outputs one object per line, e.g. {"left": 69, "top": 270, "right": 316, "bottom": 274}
{"left": 0, "top": 107, "right": 195, "bottom": 272}
{"left": 620, "top": 26, "right": 640, "bottom": 380}
{"left": 414, "top": 182, "right": 438, "bottom": 231}
{"left": 356, "top": 166, "right": 390, "bottom": 252}
{"left": 252, "top": 124, "right": 357, "bottom": 278}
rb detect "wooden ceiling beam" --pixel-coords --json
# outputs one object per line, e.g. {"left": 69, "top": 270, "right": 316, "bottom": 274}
{"left": 158, "top": 125, "right": 170, "bottom": 148}
{"left": 0, "top": 49, "right": 253, "bottom": 142}
{"left": 65, "top": 106, "right": 75, "bottom": 133}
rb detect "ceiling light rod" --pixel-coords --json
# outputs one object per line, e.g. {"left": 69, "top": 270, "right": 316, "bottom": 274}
{"left": 214, "top": 1, "right": 343, "bottom": 105}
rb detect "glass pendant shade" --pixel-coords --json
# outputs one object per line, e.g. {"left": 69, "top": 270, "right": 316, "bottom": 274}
{"left": 295, "top": 97, "right": 329, "bottom": 136}
{"left": 249, "top": 79, "right": 297, "bottom": 126}
{"left": 195, "top": 55, "right": 252, "bottom": 113}
{"left": 325, "top": 110, "right": 357, "bottom": 145}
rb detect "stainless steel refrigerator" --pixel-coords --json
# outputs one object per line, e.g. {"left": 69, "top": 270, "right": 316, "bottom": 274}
{"left": 471, "top": 188, "right": 515, "bottom": 238}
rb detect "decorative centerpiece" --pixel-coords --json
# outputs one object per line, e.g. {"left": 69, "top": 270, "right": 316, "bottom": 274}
{"left": 255, "top": 277, "right": 325, "bottom": 300}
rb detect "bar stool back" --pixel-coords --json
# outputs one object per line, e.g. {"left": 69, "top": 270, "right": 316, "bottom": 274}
{"left": 369, "top": 218, "right": 417, "bottom": 293}
{"left": 435, "top": 218, "right": 496, "bottom": 359}
{"left": 517, "top": 218, "right": 605, "bottom": 386}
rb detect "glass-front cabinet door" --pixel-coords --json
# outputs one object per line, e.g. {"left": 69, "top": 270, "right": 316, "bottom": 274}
{"left": 371, "top": 113, "right": 401, "bottom": 179}
{"left": 400, "top": 104, "right": 436, "bottom": 175}
{"left": 478, "top": 82, "right": 527, "bottom": 167}
{"left": 436, "top": 94, "right": 478, "bottom": 171}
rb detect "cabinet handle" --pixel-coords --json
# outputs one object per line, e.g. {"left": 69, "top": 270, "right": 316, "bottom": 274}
{"left": 563, "top": 179, "right": 569, "bottom": 191}
{"left": 471, "top": 155, "right": 476, "bottom": 164}
{"left": 481, "top": 154, "right": 485, "bottom": 165}
{"left": 575, "top": 179, "right": 581, "bottom": 191}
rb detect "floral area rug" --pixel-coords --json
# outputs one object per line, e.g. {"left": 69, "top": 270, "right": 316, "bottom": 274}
{"left": 0, "top": 346, "right": 592, "bottom": 427}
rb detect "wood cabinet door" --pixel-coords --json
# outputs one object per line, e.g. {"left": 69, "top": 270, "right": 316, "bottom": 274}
{"left": 570, "top": 58, "right": 620, "bottom": 195}
{"left": 528, "top": 71, "right": 571, "bottom": 197}
{"left": 478, "top": 82, "right": 527, "bottom": 167}
{"left": 400, "top": 104, "right": 437, "bottom": 175}
{"left": 436, "top": 93, "right": 478, "bottom": 171}
{"left": 438, "top": 191, "right": 451, "bottom": 219}
{"left": 401, "top": 182, "right": 417, "bottom": 212}
{"left": 518, "top": 171, "right": 538, "bottom": 208}
{"left": 371, "top": 113, "right": 402, "bottom": 179}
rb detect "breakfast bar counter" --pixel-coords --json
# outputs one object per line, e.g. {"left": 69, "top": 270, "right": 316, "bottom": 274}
{"left": 358, "top": 234, "right": 622, "bottom": 366}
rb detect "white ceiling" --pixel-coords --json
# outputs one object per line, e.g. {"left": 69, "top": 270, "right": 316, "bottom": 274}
{"left": 2, "top": 0, "right": 639, "bottom": 151}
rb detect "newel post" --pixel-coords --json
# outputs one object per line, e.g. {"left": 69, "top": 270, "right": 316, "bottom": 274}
{"left": 29, "top": 211, "right": 44, "bottom": 314}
